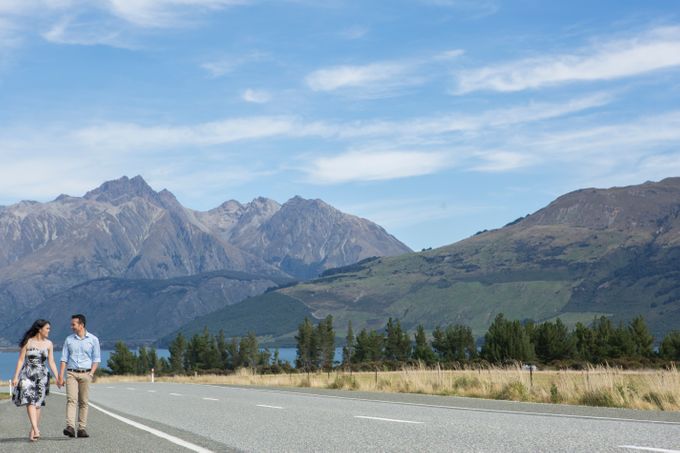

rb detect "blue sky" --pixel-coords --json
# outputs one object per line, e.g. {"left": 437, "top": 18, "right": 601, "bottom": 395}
{"left": 1, "top": 1, "right": 680, "bottom": 250}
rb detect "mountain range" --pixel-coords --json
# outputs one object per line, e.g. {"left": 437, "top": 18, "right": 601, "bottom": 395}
{"left": 0, "top": 176, "right": 411, "bottom": 346}
{"left": 170, "top": 177, "right": 680, "bottom": 345}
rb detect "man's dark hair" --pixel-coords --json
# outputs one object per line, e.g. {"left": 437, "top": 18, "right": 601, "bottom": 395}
{"left": 72, "top": 314, "right": 86, "bottom": 327}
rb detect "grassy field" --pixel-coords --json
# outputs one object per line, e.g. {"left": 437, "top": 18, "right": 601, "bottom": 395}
{"left": 94, "top": 365, "right": 680, "bottom": 411}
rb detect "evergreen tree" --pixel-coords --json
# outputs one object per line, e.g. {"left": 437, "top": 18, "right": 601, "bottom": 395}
{"left": 108, "top": 341, "right": 137, "bottom": 374}
{"left": 574, "top": 322, "right": 595, "bottom": 362}
{"left": 591, "top": 316, "right": 614, "bottom": 361}
{"left": 609, "top": 322, "right": 635, "bottom": 359}
{"left": 226, "top": 337, "right": 240, "bottom": 369}
{"left": 412, "top": 324, "right": 436, "bottom": 364}
{"left": 169, "top": 333, "right": 186, "bottom": 373}
{"left": 148, "top": 347, "right": 159, "bottom": 372}
{"left": 317, "top": 315, "right": 335, "bottom": 371}
{"left": 432, "top": 324, "right": 477, "bottom": 362}
{"left": 137, "top": 346, "right": 150, "bottom": 374}
{"left": 384, "top": 318, "right": 411, "bottom": 362}
{"left": 295, "top": 317, "right": 317, "bottom": 370}
{"left": 216, "top": 329, "right": 229, "bottom": 369}
{"left": 532, "top": 318, "right": 575, "bottom": 363}
{"left": 481, "top": 314, "right": 534, "bottom": 363}
{"left": 239, "top": 332, "right": 259, "bottom": 368}
{"left": 342, "top": 320, "right": 355, "bottom": 366}
{"left": 353, "top": 329, "right": 384, "bottom": 363}
{"left": 628, "top": 316, "right": 654, "bottom": 358}
{"left": 660, "top": 331, "right": 680, "bottom": 361}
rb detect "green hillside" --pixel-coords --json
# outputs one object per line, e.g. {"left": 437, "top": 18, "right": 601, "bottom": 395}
{"left": 175, "top": 178, "right": 680, "bottom": 344}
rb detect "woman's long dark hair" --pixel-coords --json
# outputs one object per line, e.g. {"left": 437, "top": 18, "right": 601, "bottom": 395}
{"left": 19, "top": 319, "right": 50, "bottom": 347}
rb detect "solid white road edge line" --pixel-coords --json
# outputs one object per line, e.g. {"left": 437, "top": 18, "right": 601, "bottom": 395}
{"left": 54, "top": 392, "right": 213, "bottom": 453}
{"left": 199, "top": 384, "right": 680, "bottom": 426}
{"left": 619, "top": 446, "right": 680, "bottom": 452}
{"left": 355, "top": 415, "right": 424, "bottom": 424}
{"left": 256, "top": 404, "right": 283, "bottom": 409}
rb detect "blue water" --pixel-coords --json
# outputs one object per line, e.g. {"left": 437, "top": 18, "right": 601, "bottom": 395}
{"left": 0, "top": 347, "right": 318, "bottom": 380}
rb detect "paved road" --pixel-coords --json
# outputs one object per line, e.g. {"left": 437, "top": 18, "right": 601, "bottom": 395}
{"left": 3, "top": 383, "right": 680, "bottom": 452}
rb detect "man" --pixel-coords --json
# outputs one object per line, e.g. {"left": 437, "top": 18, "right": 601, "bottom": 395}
{"left": 59, "top": 314, "right": 101, "bottom": 439}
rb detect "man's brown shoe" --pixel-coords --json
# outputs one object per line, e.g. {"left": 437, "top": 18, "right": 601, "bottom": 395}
{"left": 63, "top": 426, "right": 75, "bottom": 437}
{"left": 77, "top": 429, "right": 89, "bottom": 438}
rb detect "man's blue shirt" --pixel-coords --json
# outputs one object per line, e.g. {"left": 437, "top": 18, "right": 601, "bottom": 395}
{"left": 61, "top": 332, "right": 101, "bottom": 369}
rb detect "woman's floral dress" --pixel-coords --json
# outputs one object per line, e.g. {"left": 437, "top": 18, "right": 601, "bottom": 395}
{"left": 12, "top": 346, "right": 50, "bottom": 407}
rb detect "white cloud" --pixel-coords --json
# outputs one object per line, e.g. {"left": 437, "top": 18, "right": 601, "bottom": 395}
{"left": 201, "top": 51, "right": 267, "bottom": 77}
{"left": 72, "top": 116, "right": 297, "bottom": 150}
{"left": 339, "top": 26, "right": 368, "bottom": 40}
{"left": 305, "top": 62, "right": 414, "bottom": 92}
{"left": 306, "top": 150, "right": 453, "bottom": 184}
{"left": 455, "top": 26, "right": 680, "bottom": 94}
{"left": 41, "top": 16, "right": 132, "bottom": 48}
{"left": 470, "top": 151, "right": 534, "bottom": 172}
{"left": 335, "top": 92, "right": 612, "bottom": 139}
{"left": 242, "top": 89, "right": 271, "bottom": 103}
{"left": 105, "top": 0, "right": 251, "bottom": 28}
{"left": 418, "top": 0, "right": 499, "bottom": 18}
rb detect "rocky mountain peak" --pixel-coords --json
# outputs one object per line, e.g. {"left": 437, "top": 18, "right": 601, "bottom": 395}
{"left": 520, "top": 178, "right": 680, "bottom": 231}
{"left": 84, "top": 175, "right": 161, "bottom": 206}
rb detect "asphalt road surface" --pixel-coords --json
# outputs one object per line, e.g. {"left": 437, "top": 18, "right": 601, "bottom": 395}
{"left": 2, "top": 382, "right": 680, "bottom": 452}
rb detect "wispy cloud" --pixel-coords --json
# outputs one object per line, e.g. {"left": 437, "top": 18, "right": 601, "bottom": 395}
{"left": 455, "top": 26, "right": 680, "bottom": 94}
{"left": 72, "top": 117, "right": 297, "bottom": 151}
{"left": 242, "top": 89, "right": 271, "bottom": 103}
{"left": 305, "top": 150, "right": 453, "bottom": 184}
{"left": 339, "top": 25, "right": 368, "bottom": 40}
{"left": 105, "top": 0, "right": 252, "bottom": 28}
{"left": 41, "top": 16, "right": 133, "bottom": 48}
{"left": 304, "top": 50, "right": 464, "bottom": 97}
{"left": 201, "top": 51, "right": 268, "bottom": 77}
{"left": 418, "top": 0, "right": 499, "bottom": 18}
{"left": 306, "top": 62, "right": 414, "bottom": 92}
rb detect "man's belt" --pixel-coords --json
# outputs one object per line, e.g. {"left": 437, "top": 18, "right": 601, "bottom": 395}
{"left": 67, "top": 368, "right": 91, "bottom": 373}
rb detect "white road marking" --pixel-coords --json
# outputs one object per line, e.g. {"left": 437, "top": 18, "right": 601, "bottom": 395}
{"left": 169, "top": 393, "right": 182, "bottom": 396}
{"left": 257, "top": 404, "right": 283, "bottom": 409}
{"left": 147, "top": 390, "right": 157, "bottom": 393}
{"left": 200, "top": 385, "right": 680, "bottom": 426}
{"left": 106, "top": 386, "right": 115, "bottom": 389}
{"left": 620, "top": 446, "right": 680, "bottom": 452}
{"left": 125, "top": 387, "right": 135, "bottom": 391}
{"left": 355, "top": 415, "right": 424, "bottom": 424}
{"left": 202, "top": 397, "right": 219, "bottom": 401}
{"left": 53, "top": 392, "right": 213, "bottom": 453}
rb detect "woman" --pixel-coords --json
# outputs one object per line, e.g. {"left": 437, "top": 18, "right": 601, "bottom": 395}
{"left": 11, "top": 319, "right": 62, "bottom": 442}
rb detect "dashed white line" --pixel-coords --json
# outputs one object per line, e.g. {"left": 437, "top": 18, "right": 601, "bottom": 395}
{"left": 256, "top": 404, "right": 283, "bottom": 409}
{"left": 354, "top": 415, "right": 424, "bottom": 425}
{"left": 125, "top": 387, "right": 136, "bottom": 391}
{"left": 202, "top": 397, "right": 219, "bottom": 401}
{"left": 200, "top": 385, "right": 680, "bottom": 426}
{"left": 105, "top": 386, "right": 115, "bottom": 389}
{"left": 620, "top": 446, "right": 680, "bottom": 452}
{"left": 147, "top": 390, "right": 157, "bottom": 393}
{"left": 169, "top": 393, "right": 183, "bottom": 396}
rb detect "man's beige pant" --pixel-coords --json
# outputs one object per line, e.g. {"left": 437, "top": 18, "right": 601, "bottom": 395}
{"left": 65, "top": 371, "right": 92, "bottom": 430}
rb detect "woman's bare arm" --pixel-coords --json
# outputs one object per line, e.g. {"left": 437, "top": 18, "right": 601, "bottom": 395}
{"left": 12, "top": 344, "right": 27, "bottom": 387}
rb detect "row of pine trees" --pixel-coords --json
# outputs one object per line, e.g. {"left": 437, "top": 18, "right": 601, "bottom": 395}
{"left": 107, "top": 314, "right": 680, "bottom": 375}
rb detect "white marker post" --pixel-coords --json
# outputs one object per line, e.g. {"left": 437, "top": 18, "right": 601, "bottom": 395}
{"left": 151, "top": 368, "right": 155, "bottom": 384}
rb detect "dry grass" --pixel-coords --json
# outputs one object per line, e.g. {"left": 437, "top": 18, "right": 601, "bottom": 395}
{"left": 92, "top": 364, "right": 680, "bottom": 411}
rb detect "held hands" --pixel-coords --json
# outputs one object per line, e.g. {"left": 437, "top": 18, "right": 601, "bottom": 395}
{"left": 56, "top": 376, "right": 64, "bottom": 388}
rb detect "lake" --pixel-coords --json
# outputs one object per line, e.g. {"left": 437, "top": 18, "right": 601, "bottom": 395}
{"left": 0, "top": 347, "right": 325, "bottom": 381}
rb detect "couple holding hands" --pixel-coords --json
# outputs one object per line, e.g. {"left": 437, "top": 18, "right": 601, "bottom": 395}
{"left": 11, "top": 314, "right": 101, "bottom": 442}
